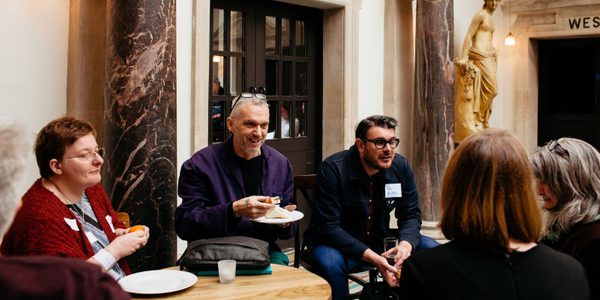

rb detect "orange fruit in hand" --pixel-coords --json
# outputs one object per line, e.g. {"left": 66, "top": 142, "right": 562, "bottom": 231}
{"left": 129, "top": 225, "right": 145, "bottom": 233}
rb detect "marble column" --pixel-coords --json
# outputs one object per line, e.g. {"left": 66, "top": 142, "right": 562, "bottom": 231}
{"left": 412, "top": 0, "right": 454, "bottom": 221}
{"left": 103, "top": 0, "right": 177, "bottom": 271}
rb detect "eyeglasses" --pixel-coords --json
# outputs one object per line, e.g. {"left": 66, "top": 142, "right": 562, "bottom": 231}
{"left": 64, "top": 148, "right": 105, "bottom": 161}
{"left": 363, "top": 138, "right": 400, "bottom": 149}
{"left": 231, "top": 87, "right": 267, "bottom": 111}
{"left": 547, "top": 140, "right": 569, "bottom": 157}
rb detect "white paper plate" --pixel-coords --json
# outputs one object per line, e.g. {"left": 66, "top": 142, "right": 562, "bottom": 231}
{"left": 119, "top": 270, "right": 198, "bottom": 294}
{"left": 251, "top": 210, "right": 304, "bottom": 224}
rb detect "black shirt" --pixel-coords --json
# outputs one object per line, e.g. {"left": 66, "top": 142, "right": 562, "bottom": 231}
{"left": 399, "top": 241, "right": 590, "bottom": 300}
{"left": 238, "top": 154, "right": 264, "bottom": 196}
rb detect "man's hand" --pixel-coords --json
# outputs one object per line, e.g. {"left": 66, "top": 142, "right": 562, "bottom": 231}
{"left": 382, "top": 240, "right": 413, "bottom": 268}
{"left": 232, "top": 195, "right": 275, "bottom": 219}
{"left": 362, "top": 249, "right": 400, "bottom": 287}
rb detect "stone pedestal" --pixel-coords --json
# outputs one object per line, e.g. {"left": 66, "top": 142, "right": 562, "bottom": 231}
{"left": 103, "top": 0, "right": 177, "bottom": 271}
{"left": 413, "top": 0, "right": 454, "bottom": 221}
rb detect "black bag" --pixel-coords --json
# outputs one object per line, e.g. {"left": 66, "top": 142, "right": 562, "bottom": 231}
{"left": 359, "top": 282, "right": 401, "bottom": 300}
{"left": 178, "top": 236, "right": 270, "bottom": 271}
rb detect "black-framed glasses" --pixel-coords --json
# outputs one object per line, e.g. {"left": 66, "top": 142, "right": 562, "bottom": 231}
{"left": 547, "top": 140, "right": 569, "bottom": 157}
{"left": 64, "top": 148, "right": 105, "bottom": 161}
{"left": 231, "top": 90, "right": 267, "bottom": 111}
{"left": 363, "top": 138, "right": 400, "bottom": 149}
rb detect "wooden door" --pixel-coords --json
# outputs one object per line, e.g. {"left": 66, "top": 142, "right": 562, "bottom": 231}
{"left": 209, "top": 0, "right": 322, "bottom": 174}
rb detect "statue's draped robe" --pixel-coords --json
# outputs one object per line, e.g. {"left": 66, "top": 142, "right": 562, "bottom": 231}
{"left": 454, "top": 47, "right": 497, "bottom": 143}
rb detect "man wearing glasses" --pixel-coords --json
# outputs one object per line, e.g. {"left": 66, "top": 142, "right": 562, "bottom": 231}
{"left": 304, "top": 115, "right": 438, "bottom": 300}
{"left": 176, "top": 92, "right": 297, "bottom": 265}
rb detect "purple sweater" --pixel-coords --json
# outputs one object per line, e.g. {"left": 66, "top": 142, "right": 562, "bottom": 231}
{"left": 176, "top": 138, "right": 295, "bottom": 245}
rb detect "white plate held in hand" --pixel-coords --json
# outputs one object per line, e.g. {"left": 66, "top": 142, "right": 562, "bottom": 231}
{"left": 251, "top": 210, "right": 304, "bottom": 224}
{"left": 119, "top": 270, "right": 198, "bottom": 294}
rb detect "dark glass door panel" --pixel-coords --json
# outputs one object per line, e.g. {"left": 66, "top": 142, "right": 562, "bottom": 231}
{"left": 265, "top": 59, "right": 278, "bottom": 96}
{"left": 538, "top": 38, "right": 600, "bottom": 150}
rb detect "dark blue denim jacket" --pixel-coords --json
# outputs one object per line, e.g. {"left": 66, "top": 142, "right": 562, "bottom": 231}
{"left": 305, "top": 145, "right": 422, "bottom": 260}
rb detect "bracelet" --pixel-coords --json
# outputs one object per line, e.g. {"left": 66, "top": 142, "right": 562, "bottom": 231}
{"left": 94, "top": 249, "right": 117, "bottom": 270}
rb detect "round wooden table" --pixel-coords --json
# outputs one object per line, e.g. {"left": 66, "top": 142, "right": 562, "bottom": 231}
{"left": 130, "top": 264, "right": 331, "bottom": 299}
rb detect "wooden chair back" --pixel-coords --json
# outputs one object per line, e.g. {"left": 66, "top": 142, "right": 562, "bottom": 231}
{"left": 293, "top": 174, "right": 316, "bottom": 268}
{"left": 293, "top": 174, "right": 373, "bottom": 298}
{"left": 115, "top": 211, "right": 131, "bottom": 228}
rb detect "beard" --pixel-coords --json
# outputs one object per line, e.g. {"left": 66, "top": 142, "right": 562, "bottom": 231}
{"left": 362, "top": 150, "right": 394, "bottom": 171}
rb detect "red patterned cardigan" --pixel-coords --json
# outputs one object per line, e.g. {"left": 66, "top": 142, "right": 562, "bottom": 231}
{"left": 0, "top": 179, "right": 131, "bottom": 274}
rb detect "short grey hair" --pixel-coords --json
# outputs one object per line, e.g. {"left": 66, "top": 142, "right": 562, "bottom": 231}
{"left": 0, "top": 117, "right": 30, "bottom": 236}
{"left": 531, "top": 137, "right": 600, "bottom": 236}
{"left": 229, "top": 95, "right": 268, "bottom": 119}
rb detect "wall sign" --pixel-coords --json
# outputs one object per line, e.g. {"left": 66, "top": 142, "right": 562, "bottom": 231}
{"left": 568, "top": 16, "right": 600, "bottom": 30}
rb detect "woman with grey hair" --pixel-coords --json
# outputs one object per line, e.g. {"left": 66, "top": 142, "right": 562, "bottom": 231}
{"left": 0, "top": 118, "right": 30, "bottom": 237}
{"left": 531, "top": 137, "right": 600, "bottom": 299}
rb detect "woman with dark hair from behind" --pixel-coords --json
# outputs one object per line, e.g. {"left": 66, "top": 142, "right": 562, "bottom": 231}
{"left": 531, "top": 137, "right": 600, "bottom": 299}
{"left": 398, "top": 129, "right": 589, "bottom": 300}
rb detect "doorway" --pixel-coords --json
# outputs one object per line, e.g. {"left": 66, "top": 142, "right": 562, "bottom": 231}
{"left": 538, "top": 37, "right": 600, "bottom": 150}
{"left": 209, "top": 0, "right": 323, "bottom": 174}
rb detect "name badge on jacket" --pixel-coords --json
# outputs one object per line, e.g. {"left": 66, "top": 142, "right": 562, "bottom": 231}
{"left": 64, "top": 218, "right": 79, "bottom": 231}
{"left": 105, "top": 215, "right": 116, "bottom": 233}
{"left": 385, "top": 183, "right": 402, "bottom": 207}
{"left": 85, "top": 231, "right": 99, "bottom": 244}
{"left": 385, "top": 183, "right": 402, "bottom": 198}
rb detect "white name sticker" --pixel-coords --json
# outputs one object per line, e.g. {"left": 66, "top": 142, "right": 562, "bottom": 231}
{"left": 85, "top": 231, "right": 99, "bottom": 244}
{"left": 385, "top": 183, "right": 402, "bottom": 198}
{"left": 64, "top": 218, "right": 79, "bottom": 231}
{"left": 105, "top": 215, "right": 116, "bottom": 233}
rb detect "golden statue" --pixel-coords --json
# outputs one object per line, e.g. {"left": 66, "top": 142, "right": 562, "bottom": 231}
{"left": 454, "top": 0, "right": 499, "bottom": 143}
